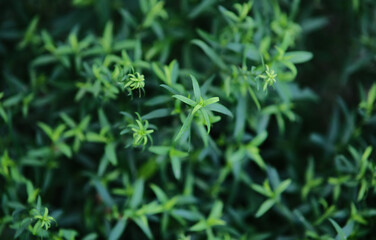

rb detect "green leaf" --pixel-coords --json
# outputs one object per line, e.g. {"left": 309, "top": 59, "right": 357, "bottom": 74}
{"left": 102, "top": 21, "right": 113, "bottom": 52}
{"left": 200, "top": 109, "right": 211, "bottom": 133}
{"left": 255, "top": 199, "right": 276, "bottom": 218}
{"left": 209, "top": 201, "right": 223, "bottom": 219}
{"left": 284, "top": 51, "right": 313, "bottom": 64}
{"left": 18, "top": 16, "right": 39, "bottom": 49}
{"left": 173, "top": 95, "right": 196, "bottom": 107}
{"left": 205, "top": 103, "right": 233, "bottom": 117}
{"left": 169, "top": 148, "right": 188, "bottom": 158}
{"left": 98, "top": 108, "right": 110, "bottom": 127}
{"left": 79, "top": 116, "right": 91, "bottom": 129}
{"left": 57, "top": 143, "right": 72, "bottom": 158}
{"left": 251, "top": 184, "right": 272, "bottom": 197}
{"left": 60, "top": 113, "right": 76, "bottom": 128}
{"left": 150, "top": 184, "right": 168, "bottom": 202}
{"left": 52, "top": 124, "right": 66, "bottom": 142}
{"left": 188, "top": 0, "right": 216, "bottom": 19}
{"left": 133, "top": 216, "right": 153, "bottom": 239}
{"left": 171, "top": 156, "right": 181, "bottom": 179}
{"left": 15, "top": 218, "right": 31, "bottom": 238}
{"left": 93, "top": 180, "right": 114, "bottom": 207}
{"left": 275, "top": 179, "right": 291, "bottom": 196}
{"left": 191, "top": 39, "right": 227, "bottom": 70}
{"left": 86, "top": 132, "right": 107, "bottom": 143}
{"left": 175, "top": 113, "right": 193, "bottom": 142}
{"left": 149, "top": 146, "right": 170, "bottom": 155}
{"left": 161, "top": 84, "right": 180, "bottom": 95}
{"left": 190, "top": 220, "right": 207, "bottom": 232}
{"left": 105, "top": 142, "right": 118, "bottom": 166}
{"left": 109, "top": 218, "right": 127, "bottom": 240}
{"left": 247, "top": 85, "right": 261, "bottom": 110}
{"left": 170, "top": 60, "right": 179, "bottom": 84}
{"left": 38, "top": 122, "right": 53, "bottom": 140}
{"left": 130, "top": 179, "right": 144, "bottom": 209}
{"left": 190, "top": 75, "right": 201, "bottom": 101}
{"left": 329, "top": 218, "right": 346, "bottom": 240}
{"left": 250, "top": 131, "right": 268, "bottom": 146}
{"left": 246, "top": 147, "right": 266, "bottom": 170}
{"left": 31, "top": 55, "right": 58, "bottom": 67}
{"left": 203, "top": 97, "right": 219, "bottom": 106}
{"left": 152, "top": 62, "right": 166, "bottom": 83}
{"left": 82, "top": 233, "right": 98, "bottom": 240}
{"left": 0, "top": 106, "right": 8, "bottom": 123}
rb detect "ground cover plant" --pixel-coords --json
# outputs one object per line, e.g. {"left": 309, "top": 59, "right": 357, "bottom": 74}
{"left": 1, "top": 0, "right": 376, "bottom": 239}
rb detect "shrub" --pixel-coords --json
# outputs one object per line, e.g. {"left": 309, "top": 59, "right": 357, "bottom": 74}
{"left": 1, "top": 0, "right": 376, "bottom": 239}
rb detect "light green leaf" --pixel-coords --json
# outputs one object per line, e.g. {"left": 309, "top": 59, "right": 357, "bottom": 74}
{"left": 190, "top": 75, "right": 201, "bottom": 101}
{"left": 152, "top": 62, "right": 166, "bottom": 83}
{"left": 105, "top": 142, "right": 118, "bottom": 166}
{"left": 200, "top": 109, "right": 211, "bottom": 133}
{"left": 251, "top": 184, "right": 272, "bottom": 197}
{"left": 255, "top": 199, "right": 276, "bottom": 218}
{"left": 209, "top": 201, "right": 223, "bottom": 219}
{"left": 86, "top": 132, "right": 107, "bottom": 143}
{"left": 275, "top": 179, "right": 291, "bottom": 196}
{"left": 190, "top": 220, "right": 207, "bottom": 232}
{"left": 250, "top": 131, "right": 268, "bottom": 146}
{"left": 150, "top": 184, "right": 168, "bottom": 202}
{"left": 284, "top": 51, "right": 313, "bottom": 64}
{"left": 149, "top": 146, "right": 170, "bottom": 155}
{"left": 102, "top": 21, "right": 113, "bottom": 52}
{"left": 173, "top": 95, "right": 196, "bottom": 107}
{"left": 0, "top": 107, "right": 8, "bottom": 123}
{"left": 133, "top": 216, "right": 153, "bottom": 239}
{"left": 203, "top": 97, "right": 219, "bottom": 106}
{"left": 171, "top": 156, "right": 181, "bottom": 179}
{"left": 57, "top": 143, "right": 72, "bottom": 158}
{"left": 60, "top": 113, "right": 76, "bottom": 128}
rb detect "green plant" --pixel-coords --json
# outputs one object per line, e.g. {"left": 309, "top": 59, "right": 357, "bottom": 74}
{"left": 1, "top": 0, "right": 376, "bottom": 239}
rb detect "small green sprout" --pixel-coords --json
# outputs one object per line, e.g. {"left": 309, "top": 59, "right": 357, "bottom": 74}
{"left": 259, "top": 65, "right": 277, "bottom": 91}
{"left": 124, "top": 72, "right": 145, "bottom": 97}
{"left": 128, "top": 113, "right": 154, "bottom": 147}
{"left": 30, "top": 207, "right": 56, "bottom": 235}
{"left": 171, "top": 75, "right": 233, "bottom": 142}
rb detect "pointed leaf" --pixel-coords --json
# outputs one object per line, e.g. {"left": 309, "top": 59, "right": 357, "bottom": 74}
{"left": 255, "top": 199, "right": 276, "bottom": 218}
{"left": 190, "top": 75, "right": 201, "bottom": 101}
{"left": 191, "top": 39, "right": 227, "bottom": 70}
{"left": 133, "top": 216, "right": 153, "bottom": 239}
{"left": 109, "top": 219, "right": 127, "bottom": 240}
{"left": 130, "top": 179, "right": 144, "bottom": 209}
{"left": 171, "top": 156, "right": 181, "bottom": 179}
{"left": 205, "top": 103, "right": 233, "bottom": 117}
{"left": 329, "top": 218, "right": 346, "bottom": 240}
{"left": 172, "top": 95, "right": 196, "bottom": 107}
{"left": 175, "top": 113, "right": 193, "bottom": 142}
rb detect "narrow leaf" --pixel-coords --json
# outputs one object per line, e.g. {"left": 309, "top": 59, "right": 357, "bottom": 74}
{"left": 191, "top": 39, "right": 227, "bottom": 70}
{"left": 255, "top": 199, "right": 275, "bottom": 218}
{"left": 190, "top": 74, "right": 201, "bottom": 101}
{"left": 205, "top": 103, "right": 233, "bottom": 117}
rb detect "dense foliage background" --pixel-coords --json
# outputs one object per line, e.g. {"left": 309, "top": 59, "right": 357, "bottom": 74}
{"left": 1, "top": 0, "right": 376, "bottom": 239}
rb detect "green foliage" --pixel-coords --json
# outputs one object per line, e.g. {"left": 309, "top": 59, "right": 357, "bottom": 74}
{"left": 1, "top": 0, "right": 376, "bottom": 239}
